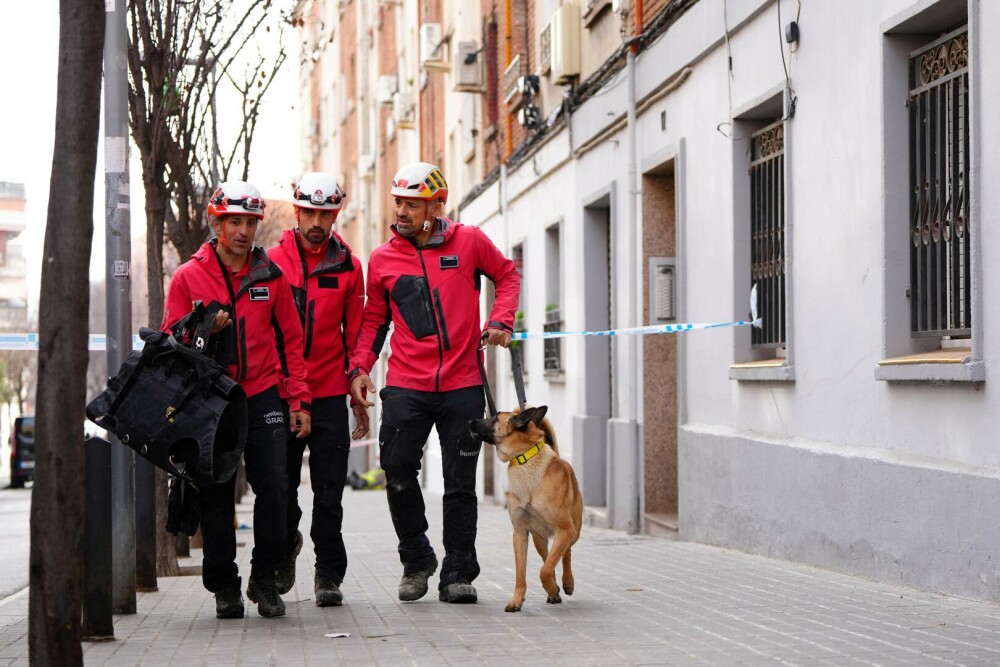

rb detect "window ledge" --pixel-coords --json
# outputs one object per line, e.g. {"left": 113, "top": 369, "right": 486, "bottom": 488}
{"left": 544, "top": 370, "right": 565, "bottom": 383}
{"left": 875, "top": 348, "right": 984, "bottom": 383}
{"left": 729, "top": 360, "right": 794, "bottom": 382}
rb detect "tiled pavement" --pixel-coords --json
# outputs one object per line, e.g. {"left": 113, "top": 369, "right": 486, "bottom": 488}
{"left": 4, "top": 482, "right": 1000, "bottom": 665}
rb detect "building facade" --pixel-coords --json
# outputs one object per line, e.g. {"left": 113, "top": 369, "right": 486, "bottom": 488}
{"left": 297, "top": 0, "right": 1000, "bottom": 603}
{"left": 0, "top": 182, "right": 28, "bottom": 327}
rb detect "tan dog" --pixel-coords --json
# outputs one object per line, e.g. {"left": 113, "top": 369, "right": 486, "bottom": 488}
{"left": 469, "top": 406, "right": 583, "bottom": 612}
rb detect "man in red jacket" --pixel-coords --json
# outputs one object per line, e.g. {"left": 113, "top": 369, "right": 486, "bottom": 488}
{"left": 267, "top": 172, "right": 367, "bottom": 607}
{"left": 349, "top": 162, "right": 520, "bottom": 604}
{"left": 163, "top": 180, "right": 311, "bottom": 620}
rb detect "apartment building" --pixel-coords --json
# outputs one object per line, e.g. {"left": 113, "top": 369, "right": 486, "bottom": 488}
{"left": 298, "top": 0, "right": 1000, "bottom": 602}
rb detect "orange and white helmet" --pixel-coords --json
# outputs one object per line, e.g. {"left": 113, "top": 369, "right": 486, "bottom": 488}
{"left": 206, "top": 181, "right": 266, "bottom": 219}
{"left": 293, "top": 172, "right": 346, "bottom": 211}
{"left": 390, "top": 162, "right": 448, "bottom": 204}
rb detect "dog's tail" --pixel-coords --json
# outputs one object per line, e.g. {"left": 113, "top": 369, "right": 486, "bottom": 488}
{"left": 539, "top": 417, "right": 559, "bottom": 456}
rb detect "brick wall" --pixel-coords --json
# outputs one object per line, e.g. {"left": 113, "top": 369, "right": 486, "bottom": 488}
{"left": 376, "top": 4, "right": 396, "bottom": 241}
{"left": 419, "top": 0, "right": 446, "bottom": 168}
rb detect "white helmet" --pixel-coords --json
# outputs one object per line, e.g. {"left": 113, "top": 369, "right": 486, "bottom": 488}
{"left": 207, "top": 181, "right": 266, "bottom": 219}
{"left": 293, "top": 172, "right": 346, "bottom": 211}
{"left": 390, "top": 162, "right": 448, "bottom": 204}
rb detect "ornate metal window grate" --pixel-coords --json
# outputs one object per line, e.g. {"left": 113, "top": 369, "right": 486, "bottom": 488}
{"left": 750, "top": 119, "right": 785, "bottom": 349}
{"left": 908, "top": 26, "right": 970, "bottom": 338}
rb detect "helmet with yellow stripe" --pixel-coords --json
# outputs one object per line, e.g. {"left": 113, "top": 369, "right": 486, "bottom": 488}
{"left": 390, "top": 162, "right": 448, "bottom": 205}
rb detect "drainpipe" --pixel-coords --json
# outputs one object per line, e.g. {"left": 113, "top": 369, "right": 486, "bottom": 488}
{"left": 504, "top": 0, "right": 513, "bottom": 158}
{"left": 625, "top": 0, "right": 643, "bottom": 533}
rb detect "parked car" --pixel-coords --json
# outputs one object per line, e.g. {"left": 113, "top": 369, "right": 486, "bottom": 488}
{"left": 9, "top": 415, "right": 34, "bottom": 488}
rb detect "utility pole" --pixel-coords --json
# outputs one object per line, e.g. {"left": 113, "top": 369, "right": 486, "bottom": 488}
{"left": 104, "top": 0, "right": 140, "bottom": 613}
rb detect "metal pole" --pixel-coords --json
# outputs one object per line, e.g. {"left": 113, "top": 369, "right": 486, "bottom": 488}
{"left": 625, "top": 48, "right": 641, "bottom": 533}
{"left": 82, "top": 437, "right": 114, "bottom": 640}
{"left": 104, "top": 0, "right": 138, "bottom": 613}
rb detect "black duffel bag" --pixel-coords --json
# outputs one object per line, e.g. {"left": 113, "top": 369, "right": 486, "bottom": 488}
{"left": 86, "top": 303, "right": 247, "bottom": 487}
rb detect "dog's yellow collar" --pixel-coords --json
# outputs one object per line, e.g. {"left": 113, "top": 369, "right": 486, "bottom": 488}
{"left": 513, "top": 441, "right": 546, "bottom": 465}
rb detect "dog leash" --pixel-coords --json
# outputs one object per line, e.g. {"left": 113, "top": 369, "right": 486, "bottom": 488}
{"left": 478, "top": 333, "right": 527, "bottom": 418}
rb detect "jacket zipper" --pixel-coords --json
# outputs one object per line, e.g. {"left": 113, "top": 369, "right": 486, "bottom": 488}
{"left": 304, "top": 301, "right": 315, "bottom": 358}
{"left": 433, "top": 288, "right": 451, "bottom": 352}
{"left": 217, "top": 253, "right": 242, "bottom": 381}
{"left": 238, "top": 317, "right": 248, "bottom": 381}
{"left": 415, "top": 248, "right": 444, "bottom": 392}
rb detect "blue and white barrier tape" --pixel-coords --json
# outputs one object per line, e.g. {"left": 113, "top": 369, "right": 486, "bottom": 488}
{"left": 0, "top": 334, "right": 144, "bottom": 352}
{"left": 1, "top": 285, "right": 764, "bottom": 350}
{"left": 0, "top": 320, "right": 759, "bottom": 351}
{"left": 511, "top": 318, "right": 761, "bottom": 340}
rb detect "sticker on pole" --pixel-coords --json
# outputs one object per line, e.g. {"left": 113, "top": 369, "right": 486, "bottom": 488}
{"left": 114, "top": 260, "right": 129, "bottom": 278}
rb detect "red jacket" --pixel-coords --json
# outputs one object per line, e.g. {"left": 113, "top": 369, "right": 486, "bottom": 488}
{"left": 350, "top": 219, "right": 520, "bottom": 393}
{"left": 267, "top": 229, "right": 364, "bottom": 399}
{"left": 162, "top": 240, "right": 312, "bottom": 413}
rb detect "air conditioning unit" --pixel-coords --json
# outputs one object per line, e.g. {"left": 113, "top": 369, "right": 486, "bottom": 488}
{"left": 377, "top": 74, "right": 397, "bottom": 105}
{"left": 420, "top": 23, "right": 447, "bottom": 68}
{"left": 550, "top": 3, "right": 581, "bottom": 84}
{"left": 392, "top": 91, "right": 415, "bottom": 129}
{"left": 453, "top": 41, "right": 484, "bottom": 93}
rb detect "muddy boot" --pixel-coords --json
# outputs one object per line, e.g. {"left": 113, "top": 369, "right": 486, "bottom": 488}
{"left": 215, "top": 584, "right": 245, "bottom": 619}
{"left": 438, "top": 582, "right": 478, "bottom": 604}
{"left": 314, "top": 575, "right": 344, "bottom": 607}
{"left": 274, "top": 530, "right": 303, "bottom": 595}
{"left": 397, "top": 558, "right": 438, "bottom": 602}
{"left": 247, "top": 576, "right": 286, "bottom": 618}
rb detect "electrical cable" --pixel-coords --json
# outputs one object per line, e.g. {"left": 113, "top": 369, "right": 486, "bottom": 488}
{"left": 777, "top": 0, "right": 798, "bottom": 119}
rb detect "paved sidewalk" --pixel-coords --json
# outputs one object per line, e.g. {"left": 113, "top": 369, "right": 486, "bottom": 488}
{"left": 4, "top": 482, "right": 1000, "bottom": 666}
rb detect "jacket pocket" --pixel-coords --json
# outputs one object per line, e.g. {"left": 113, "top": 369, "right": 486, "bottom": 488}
{"left": 433, "top": 288, "right": 451, "bottom": 351}
{"left": 390, "top": 275, "right": 438, "bottom": 339}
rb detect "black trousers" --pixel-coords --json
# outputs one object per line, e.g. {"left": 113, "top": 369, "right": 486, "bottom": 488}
{"left": 283, "top": 395, "right": 351, "bottom": 583}
{"left": 378, "top": 385, "right": 485, "bottom": 589}
{"left": 200, "top": 386, "right": 288, "bottom": 592}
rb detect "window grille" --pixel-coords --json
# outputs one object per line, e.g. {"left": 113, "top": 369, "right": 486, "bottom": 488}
{"left": 908, "top": 26, "right": 970, "bottom": 338}
{"left": 539, "top": 23, "right": 552, "bottom": 76}
{"left": 486, "top": 19, "right": 499, "bottom": 127}
{"left": 544, "top": 306, "right": 563, "bottom": 372}
{"left": 749, "top": 119, "right": 786, "bottom": 348}
{"left": 503, "top": 54, "right": 522, "bottom": 104}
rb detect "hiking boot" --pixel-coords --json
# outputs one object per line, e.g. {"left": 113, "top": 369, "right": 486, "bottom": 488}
{"left": 215, "top": 587, "right": 245, "bottom": 619}
{"left": 314, "top": 575, "right": 344, "bottom": 607}
{"left": 398, "top": 558, "right": 438, "bottom": 602}
{"left": 438, "top": 582, "right": 478, "bottom": 604}
{"left": 275, "top": 530, "right": 303, "bottom": 594}
{"left": 246, "top": 576, "right": 286, "bottom": 618}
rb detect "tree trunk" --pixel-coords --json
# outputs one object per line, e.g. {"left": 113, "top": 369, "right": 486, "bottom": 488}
{"left": 154, "top": 468, "right": 179, "bottom": 576}
{"left": 28, "top": 1, "right": 104, "bottom": 663}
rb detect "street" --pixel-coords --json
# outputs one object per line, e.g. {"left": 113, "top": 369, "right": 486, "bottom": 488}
{"left": 0, "top": 484, "right": 30, "bottom": 601}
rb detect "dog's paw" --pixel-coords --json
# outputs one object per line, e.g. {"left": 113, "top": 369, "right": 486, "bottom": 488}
{"left": 546, "top": 591, "right": 562, "bottom": 604}
{"left": 505, "top": 601, "right": 522, "bottom": 612}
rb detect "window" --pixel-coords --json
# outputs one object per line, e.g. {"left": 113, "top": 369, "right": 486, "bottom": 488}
{"left": 544, "top": 223, "right": 563, "bottom": 375}
{"left": 749, "top": 119, "right": 785, "bottom": 349}
{"left": 908, "top": 27, "right": 969, "bottom": 338}
{"left": 512, "top": 242, "right": 527, "bottom": 374}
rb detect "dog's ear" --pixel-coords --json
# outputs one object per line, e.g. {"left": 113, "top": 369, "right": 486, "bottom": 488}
{"left": 510, "top": 407, "right": 538, "bottom": 430}
{"left": 529, "top": 405, "right": 548, "bottom": 426}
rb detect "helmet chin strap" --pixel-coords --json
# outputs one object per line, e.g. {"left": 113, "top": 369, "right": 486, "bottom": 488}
{"left": 216, "top": 222, "right": 232, "bottom": 251}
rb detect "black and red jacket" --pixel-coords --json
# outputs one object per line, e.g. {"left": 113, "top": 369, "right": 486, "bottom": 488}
{"left": 162, "top": 240, "right": 312, "bottom": 413}
{"left": 350, "top": 218, "right": 520, "bottom": 393}
{"left": 267, "top": 228, "right": 364, "bottom": 399}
